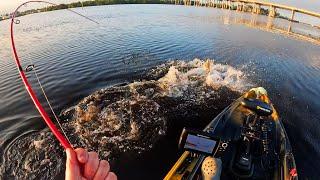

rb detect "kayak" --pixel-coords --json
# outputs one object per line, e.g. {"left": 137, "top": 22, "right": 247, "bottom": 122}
{"left": 164, "top": 87, "right": 297, "bottom": 180}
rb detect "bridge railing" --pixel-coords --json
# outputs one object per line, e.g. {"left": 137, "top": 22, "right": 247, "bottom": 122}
{"left": 174, "top": 0, "right": 320, "bottom": 44}
{"left": 176, "top": 0, "right": 320, "bottom": 26}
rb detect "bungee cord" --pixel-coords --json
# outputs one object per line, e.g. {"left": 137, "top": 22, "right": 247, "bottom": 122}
{"left": 10, "top": 0, "right": 99, "bottom": 149}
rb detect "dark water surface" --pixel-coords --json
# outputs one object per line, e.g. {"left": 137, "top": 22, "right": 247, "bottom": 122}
{"left": 0, "top": 4, "right": 320, "bottom": 179}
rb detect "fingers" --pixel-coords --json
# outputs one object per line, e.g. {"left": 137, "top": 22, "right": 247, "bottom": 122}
{"left": 93, "top": 160, "right": 110, "bottom": 180}
{"left": 67, "top": 148, "right": 116, "bottom": 180}
{"left": 65, "top": 148, "right": 81, "bottom": 180}
{"left": 105, "top": 172, "right": 117, "bottom": 180}
{"left": 84, "top": 152, "right": 100, "bottom": 179}
{"left": 75, "top": 148, "right": 89, "bottom": 164}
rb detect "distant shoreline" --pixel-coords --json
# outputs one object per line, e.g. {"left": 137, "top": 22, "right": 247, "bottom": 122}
{"left": 0, "top": 0, "right": 310, "bottom": 25}
{"left": 0, "top": 0, "right": 174, "bottom": 21}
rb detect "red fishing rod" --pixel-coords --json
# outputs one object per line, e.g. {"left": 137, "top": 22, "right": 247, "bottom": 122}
{"left": 10, "top": 1, "right": 98, "bottom": 149}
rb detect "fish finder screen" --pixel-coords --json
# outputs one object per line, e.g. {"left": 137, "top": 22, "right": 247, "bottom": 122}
{"left": 184, "top": 134, "right": 217, "bottom": 154}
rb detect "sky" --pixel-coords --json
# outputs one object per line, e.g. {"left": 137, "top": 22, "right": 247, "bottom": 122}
{"left": 1, "top": 0, "right": 320, "bottom": 15}
{"left": 0, "top": 0, "right": 76, "bottom": 14}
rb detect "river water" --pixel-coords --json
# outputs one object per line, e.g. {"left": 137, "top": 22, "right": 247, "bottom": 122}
{"left": 0, "top": 4, "right": 320, "bottom": 179}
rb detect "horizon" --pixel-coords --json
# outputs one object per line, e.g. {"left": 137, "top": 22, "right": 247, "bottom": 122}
{"left": 1, "top": 0, "right": 320, "bottom": 15}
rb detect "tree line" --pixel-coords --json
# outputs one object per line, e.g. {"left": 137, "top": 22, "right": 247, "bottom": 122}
{"left": 1, "top": 0, "right": 174, "bottom": 20}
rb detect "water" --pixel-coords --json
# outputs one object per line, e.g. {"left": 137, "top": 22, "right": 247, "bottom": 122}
{"left": 0, "top": 4, "right": 320, "bottom": 179}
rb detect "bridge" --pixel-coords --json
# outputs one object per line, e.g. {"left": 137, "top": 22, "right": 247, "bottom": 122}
{"left": 174, "top": 0, "right": 320, "bottom": 26}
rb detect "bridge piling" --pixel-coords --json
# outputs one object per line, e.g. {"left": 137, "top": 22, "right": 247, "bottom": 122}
{"left": 269, "top": 5, "right": 276, "bottom": 17}
{"left": 287, "top": 22, "right": 292, "bottom": 33}
{"left": 290, "top": 10, "right": 295, "bottom": 21}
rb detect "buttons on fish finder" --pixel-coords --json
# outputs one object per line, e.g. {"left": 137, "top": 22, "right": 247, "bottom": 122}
{"left": 221, "top": 142, "right": 228, "bottom": 148}
{"left": 214, "top": 140, "right": 230, "bottom": 157}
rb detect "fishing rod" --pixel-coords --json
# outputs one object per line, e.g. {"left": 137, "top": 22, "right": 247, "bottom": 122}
{"left": 10, "top": 1, "right": 99, "bottom": 149}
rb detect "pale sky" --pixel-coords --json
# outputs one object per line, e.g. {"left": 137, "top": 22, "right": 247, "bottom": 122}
{"left": 0, "top": 0, "right": 76, "bottom": 14}
{"left": 1, "top": 0, "right": 320, "bottom": 14}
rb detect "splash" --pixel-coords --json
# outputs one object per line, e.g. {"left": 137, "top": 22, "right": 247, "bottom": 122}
{"left": 158, "top": 59, "right": 246, "bottom": 97}
{"left": 0, "top": 59, "right": 250, "bottom": 179}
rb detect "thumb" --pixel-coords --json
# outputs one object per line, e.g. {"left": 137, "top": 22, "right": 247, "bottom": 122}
{"left": 65, "top": 148, "right": 82, "bottom": 180}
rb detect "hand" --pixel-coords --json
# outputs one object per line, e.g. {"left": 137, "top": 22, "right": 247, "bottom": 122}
{"left": 65, "top": 148, "right": 117, "bottom": 180}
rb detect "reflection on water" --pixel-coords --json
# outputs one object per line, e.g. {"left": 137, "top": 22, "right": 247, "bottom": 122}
{"left": 219, "top": 10, "right": 320, "bottom": 44}
{"left": 0, "top": 4, "right": 320, "bottom": 179}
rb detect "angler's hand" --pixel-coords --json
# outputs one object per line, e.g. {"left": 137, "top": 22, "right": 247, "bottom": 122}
{"left": 65, "top": 148, "right": 117, "bottom": 180}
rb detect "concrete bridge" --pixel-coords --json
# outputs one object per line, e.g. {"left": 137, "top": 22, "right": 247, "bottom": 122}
{"left": 174, "top": 0, "right": 320, "bottom": 25}
{"left": 221, "top": 11, "right": 320, "bottom": 45}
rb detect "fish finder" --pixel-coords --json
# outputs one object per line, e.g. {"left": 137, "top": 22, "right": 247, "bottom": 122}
{"left": 178, "top": 128, "right": 221, "bottom": 156}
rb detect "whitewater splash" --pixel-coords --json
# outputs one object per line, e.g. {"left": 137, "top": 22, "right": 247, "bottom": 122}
{"left": 157, "top": 59, "right": 246, "bottom": 97}
{"left": 0, "top": 59, "right": 250, "bottom": 179}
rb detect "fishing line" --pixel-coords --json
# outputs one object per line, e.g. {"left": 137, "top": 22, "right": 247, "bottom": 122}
{"left": 28, "top": 60, "right": 73, "bottom": 146}
{"left": 10, "top": 0, "right": 99, "bottom": 149}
